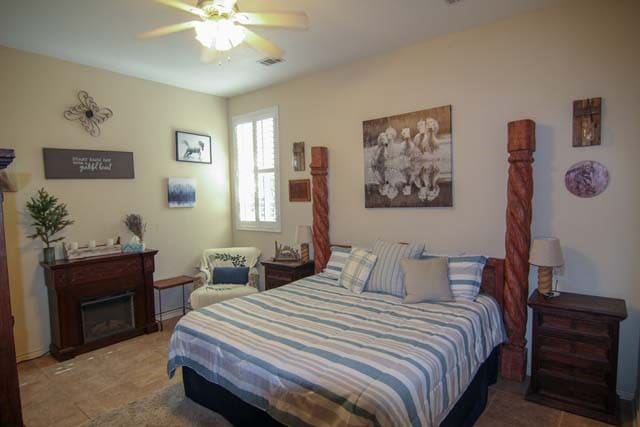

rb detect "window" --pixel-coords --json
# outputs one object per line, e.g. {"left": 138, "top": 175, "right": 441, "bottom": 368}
{"left": 232, "top": 106, "right": 280, "bottom": 232}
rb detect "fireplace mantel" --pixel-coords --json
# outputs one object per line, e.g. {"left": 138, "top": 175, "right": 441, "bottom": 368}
{"left": 42, "top": 250, "right": 159, "bottom": 360}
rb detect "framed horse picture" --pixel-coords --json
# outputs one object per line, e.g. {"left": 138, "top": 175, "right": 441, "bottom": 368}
{"left": 175, "top": 131, "right": 212, "bottom": 164}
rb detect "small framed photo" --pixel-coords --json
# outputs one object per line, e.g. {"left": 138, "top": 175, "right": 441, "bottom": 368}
{"left": 175, "top": 131, "right": 212, "bottom": 164}
{"left": 289, "top": 179, "right": 311, "bottom": 202}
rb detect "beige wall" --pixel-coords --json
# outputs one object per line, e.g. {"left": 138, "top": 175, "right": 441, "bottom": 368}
{"left": 229, "top": 0, "right": 640, "bottom": 396}
{"left": 0, "top": 46, "right": 231, "bottom": 360}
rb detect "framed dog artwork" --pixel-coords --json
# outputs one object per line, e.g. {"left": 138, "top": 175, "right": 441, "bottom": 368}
{"left": 175, "top": 131, "right": 212, "bottom": 164}
{"left": 363, "top": 105, "right": 453, "bottom": 208}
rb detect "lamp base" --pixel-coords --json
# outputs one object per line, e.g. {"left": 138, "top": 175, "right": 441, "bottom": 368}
{"left": 536, "top": 266, "right": 553, "bottom": 294}
{"left": 300, "top": 243, "right": 309, "bottom": 263}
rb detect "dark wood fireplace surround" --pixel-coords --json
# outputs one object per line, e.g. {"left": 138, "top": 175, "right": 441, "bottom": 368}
{"left": 42, "top": 250, "right": 159, "bottom": 361}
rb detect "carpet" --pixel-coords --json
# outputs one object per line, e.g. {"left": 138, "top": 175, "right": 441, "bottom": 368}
{"left": 82, "top": 383, "right": 232, "bottom": 427}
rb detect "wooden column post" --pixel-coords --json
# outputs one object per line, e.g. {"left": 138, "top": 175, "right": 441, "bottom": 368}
{"left": 0, "top": 149, "right": 23, "bottom": 427}
{"left": 502, "top": 120, "right": 536, "bottom": 381}
{"left": 310, "top": 147, "right": 329, "bottom": 274}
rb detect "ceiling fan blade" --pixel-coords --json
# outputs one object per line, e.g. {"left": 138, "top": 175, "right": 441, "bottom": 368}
{"left": 137, "top": 21, "right": 199, "bottom": 39}
{"left": 236, "top": 12, "right": 308, "bottom": 30}
{"left": 243, "top": 28, "right": 284, "bottom": 58}
{"left": 152, "top": 0, "right": 207, "bottom": 17}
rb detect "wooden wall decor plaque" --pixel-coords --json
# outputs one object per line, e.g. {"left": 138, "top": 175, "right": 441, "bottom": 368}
{"left": 573, "top": 97, "right": 601, "bottom": 147}
{"left": 43, "top": 148, "right": 135, "bottom": 179}
{"left": 289, "top": 179, "right": 311, "bottom": 202}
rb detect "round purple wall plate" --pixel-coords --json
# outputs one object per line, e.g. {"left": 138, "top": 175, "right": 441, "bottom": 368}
{"left": 565, "top": 160, "right": 609, "bottom": 198}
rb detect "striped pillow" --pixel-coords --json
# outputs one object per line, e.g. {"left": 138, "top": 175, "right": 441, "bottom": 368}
{"left": 448, "top": 255, "right": 488, "bottom": 301}
{"left": 367, "top": 240, "right": 425, "bottom": 297}
{"left": 320, "top": 246, "right": 351, "bottom": 281}
{"left": 339, "top": 249, "right": 377, "bottom": 293}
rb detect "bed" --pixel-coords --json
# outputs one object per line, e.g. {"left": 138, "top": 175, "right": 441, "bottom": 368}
{"left": 168, "top": 120, "right": 536, "bottom": 426}
{"left": 169, "top": 266, "right": 505, "bottom": 427}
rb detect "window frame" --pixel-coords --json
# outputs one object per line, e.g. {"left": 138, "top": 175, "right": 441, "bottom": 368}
{"left": 231, "top": 106, "right": 281, "bottom": 232}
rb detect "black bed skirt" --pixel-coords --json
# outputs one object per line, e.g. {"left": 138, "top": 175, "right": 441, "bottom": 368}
{"left": 182, "top": 346, "right": 500, "bottom": 427}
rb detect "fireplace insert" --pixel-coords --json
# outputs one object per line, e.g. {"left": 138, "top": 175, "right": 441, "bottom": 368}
{"left": 80, "top": 290, "right": 136, "bottom": 343}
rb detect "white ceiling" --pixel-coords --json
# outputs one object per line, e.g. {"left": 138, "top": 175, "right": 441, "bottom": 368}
{"left": 0, "top": 0, "right": 554, "bottom": 97}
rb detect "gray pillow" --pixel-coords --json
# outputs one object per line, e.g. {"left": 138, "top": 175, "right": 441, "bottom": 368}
{"left": 401, "top": 258, "right": 453, "bottom": 304}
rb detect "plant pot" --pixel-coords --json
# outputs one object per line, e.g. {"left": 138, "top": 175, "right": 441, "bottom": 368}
{"left": 43, "top": 247, "right": 56, "bottom": 264}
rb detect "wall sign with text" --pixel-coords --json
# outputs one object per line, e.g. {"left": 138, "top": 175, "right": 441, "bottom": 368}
{"left": 43, "top": 148, "right": 135, "bottom": 179}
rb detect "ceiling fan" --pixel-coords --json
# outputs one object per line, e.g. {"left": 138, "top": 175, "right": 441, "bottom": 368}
{"left": 138, "top": 0, "right": 308, "bottom": 62}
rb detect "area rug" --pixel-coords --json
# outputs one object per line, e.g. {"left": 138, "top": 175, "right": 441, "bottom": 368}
{"left": 82, "top": 383, "right": 231, "bottom": 427}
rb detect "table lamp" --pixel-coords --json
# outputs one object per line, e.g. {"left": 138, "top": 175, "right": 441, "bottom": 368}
{"left": 296, "top": 225, "right": 312, "bottom": 263}
{"left": 529, "top": 237, "right": 564, "bottom": 297}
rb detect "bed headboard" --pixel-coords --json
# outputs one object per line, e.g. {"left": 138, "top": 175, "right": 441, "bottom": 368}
{"left": 481, "top": 258, "right": 505, "bottom": 309}
{"left": 310, "top": 120, "right": 535, "bottom": 382}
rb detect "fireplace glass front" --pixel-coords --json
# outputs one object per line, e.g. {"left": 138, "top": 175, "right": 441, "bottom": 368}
{"left": 80, "top": 291, "right": 135, "bottom": 343}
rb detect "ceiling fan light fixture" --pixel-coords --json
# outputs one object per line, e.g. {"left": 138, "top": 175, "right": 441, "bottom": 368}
{"left": 194, "top": 19, "right": 245, "bottom": 51}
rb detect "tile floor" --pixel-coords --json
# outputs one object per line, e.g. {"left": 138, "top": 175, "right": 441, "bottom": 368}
{"left": 18, "top": 316, "right": 631, "bottom": 427}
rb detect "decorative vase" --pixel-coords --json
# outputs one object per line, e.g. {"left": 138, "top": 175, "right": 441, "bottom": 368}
{"left": 43, "top": 247, "right": 56, "bottom": 264}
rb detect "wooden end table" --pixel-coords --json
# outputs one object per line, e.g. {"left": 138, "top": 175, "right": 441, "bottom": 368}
{"left": 526, "top": 290, "right": 627, "bottom": 425}
{"left": 153, "top": 275, "right": 194, "bottom": 330}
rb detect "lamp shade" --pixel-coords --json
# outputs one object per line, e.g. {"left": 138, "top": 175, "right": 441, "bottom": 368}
{"left": 295, "top": 225, "right": 312, "bottom": 244}
{"left": 529, "top": 237, "right": 564, "bottom": 267}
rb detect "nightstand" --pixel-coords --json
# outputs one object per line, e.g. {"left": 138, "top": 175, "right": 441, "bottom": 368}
{"left": 526, "top": 291, "right": 627, "bottom": 425}
{"left": 262, "top": 260, "right": 315, "bottom": 290}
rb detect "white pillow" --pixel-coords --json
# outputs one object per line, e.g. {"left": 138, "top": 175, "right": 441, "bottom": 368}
{"left": 339, "top": 249, "right": 377, "bottom": 293}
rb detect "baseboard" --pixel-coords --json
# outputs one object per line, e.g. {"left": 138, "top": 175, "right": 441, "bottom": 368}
{"left": 157, "top": 307, "right": 188, "bottom": 321}
{"left": 619, "top": 390, "right": 635, "bottom": 401}
{"left": 16, "top": 309, "right": 184, "bottom": 364}
{"left": 16, "top": 347, "right": 49, "bottom": 363}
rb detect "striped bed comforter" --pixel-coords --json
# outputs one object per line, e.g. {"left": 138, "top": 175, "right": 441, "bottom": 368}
{"left": 168, "top": 275, "right": 506, "bottom": 427}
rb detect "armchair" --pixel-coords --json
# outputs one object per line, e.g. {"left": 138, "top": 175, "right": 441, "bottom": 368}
{"left": 190, "top": 247, "right": 261, "bottom": 309}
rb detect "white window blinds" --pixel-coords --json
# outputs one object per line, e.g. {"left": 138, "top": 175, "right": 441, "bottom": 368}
{"left": 232, "top": 107, "right": 280, "bottom": 232}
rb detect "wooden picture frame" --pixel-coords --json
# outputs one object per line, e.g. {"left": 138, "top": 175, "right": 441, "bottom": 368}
{"left": 175, "top": 131, "right": 212, "bottom": 164}
{"left": 293, "top": 142, "right": 305, "bottom": 171}
{"left": 573, "top": 98, "right": 602, "bottom": 147}
{"left": 289, "top": 179, "right": 311, "bottom": 202}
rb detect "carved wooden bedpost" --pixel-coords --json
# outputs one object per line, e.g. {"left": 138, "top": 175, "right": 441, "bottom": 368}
{"left": 502, "top": 120, "right": 536, "bottom": 381}
{"left": 310, "top": 147, "right": 330, "bottom": 274}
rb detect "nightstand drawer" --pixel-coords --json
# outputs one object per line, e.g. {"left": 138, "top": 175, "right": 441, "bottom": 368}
{"left": 537, "top": 348, "right": 610, "bottom": 384}
{"left": 537, "top": 370, "right": 610, "bottom": 412}
{"left": 262, "top": 260, "right": 315, "bottom": 291}
{"left": 538, "top": 335, "right": 609, "bottom": 362}
{"left": 537, "top": 311, "right": 612, "bottom": 343}
{"left": 266, "top": 269, "right": 294, "bottom": 282}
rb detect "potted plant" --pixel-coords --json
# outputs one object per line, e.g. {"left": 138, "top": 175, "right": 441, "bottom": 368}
{"left": 25, "top": 188, "right": 74, "bottom": 264}
{"left": 124, "top": 213, "right": 146, "bottom": 251}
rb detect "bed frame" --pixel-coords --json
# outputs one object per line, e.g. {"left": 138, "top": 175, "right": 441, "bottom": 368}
{"left": 310, "top": 120, "right": 536, "bottom": 381}
{"left": 182, "top": 119, "right": 536, "bottom": 425}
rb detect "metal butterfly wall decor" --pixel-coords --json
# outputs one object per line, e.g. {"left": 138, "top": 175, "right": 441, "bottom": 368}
{"left": 64, "top": 91, "right": 113, "bottom": 137}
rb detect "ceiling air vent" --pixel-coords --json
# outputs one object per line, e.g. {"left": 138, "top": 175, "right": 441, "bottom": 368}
{"left": 445, "top": 0, "right": 462, "bottom": 3}
{"left": 258, "top": 57, "right": 285, "bottom": 66}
